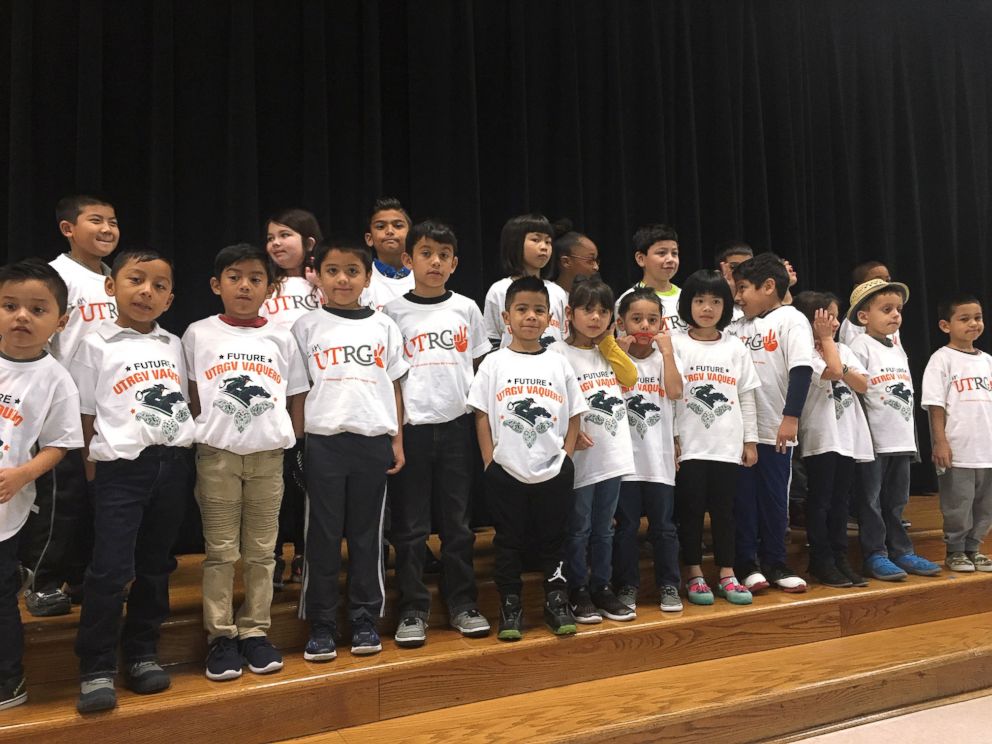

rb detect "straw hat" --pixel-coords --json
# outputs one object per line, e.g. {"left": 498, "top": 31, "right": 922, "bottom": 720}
{"left": 847, "top": 278, "right": 910, "bottom": 325}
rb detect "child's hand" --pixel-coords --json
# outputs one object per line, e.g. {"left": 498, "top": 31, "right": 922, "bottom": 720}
{"left": 932, "top": 440, "right": 953, "bottom": 471}
{"left": 775, "top": 416, "right": 798, "bottom": 454}
{"left": 674, "top": 438, "right": 682, "bottom": 472}
{"left": 742, "top": 442, "right": 758, "bottom": 467}
{"left": 83, "top": 460, "right": 96, "bottom": 483}
{"left": 811, "top": 308, "right": 835, "bottom": 341}
{"left": 653, "top": 329, "right": 674, "bottom": 354}
{"left": 575, "top": 431, "right": 594, "bottom": 451}
{"left": 304, "top": 266, "right": 320, "bottom": 287}
{"left": 719, "top": 261, "right": 735, "bottom": 289}
{"left": 386, "top": 439, "right": 405, "bottom": 475}
{"left": 0, "top": 467, "right": 29, "bottom": 504}
{"left": 592, "top": 322, "right": 617, "bottom": 346}
{"left": 615, "top": 334, "right": 635, "bottom": 352}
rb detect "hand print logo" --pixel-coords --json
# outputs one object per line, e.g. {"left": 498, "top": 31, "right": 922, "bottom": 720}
{"left": 373, "top": 344, "right": 385, "bottom": 368}
{"left": 454, "top": 325, "right": 469, "bottom": 353}
{"left": 762, "top": 329, "right": 778, "bottom": 352}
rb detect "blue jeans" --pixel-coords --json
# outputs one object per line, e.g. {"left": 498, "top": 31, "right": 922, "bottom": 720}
{"left": 736, "top": 444, "right": 792, "bottom": 570}
{"left": 566, "top": 476, "right": 622, "bottom": 589}
{"left": 75, "top": 447, "right": 189, "bottom": 678}
{"left": 613, "top": 481, "right": 680, "bottom": 589}
{"left": 855, "top": 454, "right": 913, "bottom": 559}
{"left": 0, "top": 532, "right": 22, "bottom": 681}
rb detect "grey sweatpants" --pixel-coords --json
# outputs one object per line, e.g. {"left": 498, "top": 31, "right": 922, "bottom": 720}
{"left": 938, "top": 467, "right": 992, "bottom": 554}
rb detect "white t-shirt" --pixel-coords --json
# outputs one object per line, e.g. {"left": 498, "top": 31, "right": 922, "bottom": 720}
{"left": 672, "top": 332, "right": 761, "bottom": 464}
{"left": 468, "top": 347, "right": 587, "bottom": 484}
{"left": 615, "top": 284, "right": 687, "bottom": 335}
{"left": 291, "top": 308, "right": 409, "bottom": 437}
{"left": 728, "top": 305, "right": 814, "bottom": 445}
{"left": 0, "top": 354, "right": 83, "bottom": 542}
{"left": 799, "top": 344, "right": 874, "bottom": 462}
{"left": 48, "top": 253, "right": 118, "bottom": 365}
{"left": 839, "top": 318, "right": 901, "bottom": 348}
{"left": 548, "top": 342, "right": 635, "bottom": 489}
{"left": 182, "top": 316, "right": 309, "bottom": 455}
{"left": 620, "top": 348, "right": 679, "bottom": 485}
{"left": 921, "top": 346, "right": 992, "bottom": 468}
{"left": 848, "top": 334, "right": 917, "bottom": 454}
{"left": 259, "top": 276, "right": 322, "bottom": 330}
{"left": 360, "top": 264, "right": 415, "bottom": 312}
{"left": 71, "top": 322, "right": 195, "bottom": 461}
{"left": 482, "top": 277, "right": 569, "bottom": 349}
{"left": 382, "top": 291, "right": 490, "bottom": 425}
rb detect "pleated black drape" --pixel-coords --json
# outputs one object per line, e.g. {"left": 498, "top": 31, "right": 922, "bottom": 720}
{"left": 4, "top": 0, "right": 992, "bottom": 485}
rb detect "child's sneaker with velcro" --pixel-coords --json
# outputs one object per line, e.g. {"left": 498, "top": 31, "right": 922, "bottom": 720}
{"left": 395, "top": 617, "right": 428, "bottom": 648}
{"left": 450, "top": 608, "right": 490, "bottom": 638}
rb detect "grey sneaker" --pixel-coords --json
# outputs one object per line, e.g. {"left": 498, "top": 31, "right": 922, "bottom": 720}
{"left": 394, "top": 617, "right": 427, "bottom": 648}
{"left": 659, "top": 584, "right": 683, "bottom": 612}
{"left": 968, "top": 552, "right": 992, "bottom": 572}
{"left": 125, "top": 660, "right": 171, "bottom": 694}
{"left": 616, "top": 585, "right": 637, "bottom": 611}
{"left": 24, "top": 588, "right": 72, "bottom": 617}
{"left": 947, "top": 552, "right": 976, "bottom": 572}
{"left": 77, "top": 677, "right": 116, "bottom": 713}
{"left": 450, "top": 609, "right": 491, "bottom": 638}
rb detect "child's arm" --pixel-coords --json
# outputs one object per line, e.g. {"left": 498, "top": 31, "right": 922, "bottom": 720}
{"left": 596, "top": 332, "right": 638, "bottom": 388}
{"left": 0, "top": 446, "right": 66, "bottom": 504}
{"left": 928, "top": 406, "right": 952, "bottom": 471}
{"left": 813, "top": 309, "right": 843, "bottom": 380}
{"left": 386, "top": 381, "right": 405, "bottom": 475}
{"left": 81, "top": 414, "right": 97, "bottom": 482}
{"left": 475, "top": 411, "right": 494, "bottom": 468}
{"left": 656, "top": 332, "right": 683, "bottom": 400}
{"left": 843, "top": 366, "right": 869, "bottom": 394}
{"left": 564, "top": 414, "right": 581, "bottom": 458}
{"left": 741, "top": 388, "right": 759, "bottom": 467}
{"left": 288, "top": 393, "right": 305, "bottom": 438}
{"left": 187, "top": 381, "right": 202, "bottom": 419}
{"left": 778, "top": 365, "right": 812, "bottom": 453}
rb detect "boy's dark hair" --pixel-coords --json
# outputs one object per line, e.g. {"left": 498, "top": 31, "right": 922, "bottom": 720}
{"left": 213, "top": 244, "right": 274, "bottom": 283}
{"left": 732, "top": 252, "right": 790, "bottom": 300}
{"left": 313, "top": 240, "right": 373, "bottom": 274}
{"left": 678, "top": 269, "right": 736, "bottom": 330}
{"left": 568, "top": 275, "right": 614, "bottom": 319}
{"left": 55, "top": 194, "right": 114, "bottom": 226}
{"left": 406, "top": 219, "right": 458, "bottom": 254}
{"left": 504, "top": 275, "right": 549, "bottom": 310}
{"left": 714, "top": 240, "right": 753, "bottom": 266}
{"left": 792, "top": 290, "right": 841, "bottom": 325}
{"left": 938, "top": 292, "right": 982, "bottom": 322}
{"left": 369, "top": 197, "right": 412, "bottom": 226}
{"left": 500, "top": 213, "right": 554, "bottom": 278}
{"left": 632, "top": 224, "right": 678, "bottom": 255}
{"left": 0, "top": 258, "right": 70, "bottom": 314}
{"left": 618, "top": 286, "right": 663, "bottom": 318}
{"left": 852, "top": 260, "right": 888, "bottom": 287}
{"left": 111, "top": 249, "right": 174, "bottom": 282}
{"left": 265, "top": 208, "right": 323, "bottom": 283}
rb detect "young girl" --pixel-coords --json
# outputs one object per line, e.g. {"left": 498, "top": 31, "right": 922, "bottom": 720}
{"left": 261, "top": 209, "right": 323, "bottom": 589}
{"left": 613, "top": 288, "right": 684, "bottom": 613}
{"left": 551, "top": 219, "right": 600, "bottom": 294}
{"left": 793, "top": 291, "right": 873, "bottom": 587}
{"left": 483, "top": 214, "right": 569, "bottom": 350}
{"left": 671, "top": 270, "right": 760, "bottom": 605}
{"left": 551, "top": 278, "right": 637, "bottom": 622}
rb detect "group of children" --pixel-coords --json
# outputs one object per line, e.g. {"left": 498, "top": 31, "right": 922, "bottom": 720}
{"left": 1, "top": 196, "right": 990, "bottom": 717}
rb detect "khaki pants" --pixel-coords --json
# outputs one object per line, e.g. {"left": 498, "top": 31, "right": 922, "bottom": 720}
{"left": 195, "top": 444, "right": 284, "bottom": 642}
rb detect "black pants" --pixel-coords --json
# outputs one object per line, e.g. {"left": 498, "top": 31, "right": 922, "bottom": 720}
{"left": 613, "top": 481, "right": 681, "bottom": 589}
{"left": 275, "top": 439, "right": 306, "bottom": 558}
{"left": 389, "top": 415, "right": 477, "bottom": 620}
{"left": 301, "top": 432, "right": 391, "bottom": 625}
{"left": 485, "top": 458, "right": 574, "bottom": 597}
{"left": 75, "top": 447, "right": 188, "bottom": 678}
{"left": 0, "top": 532, "right": 22, "bottom": 680}
{"left": 18, "top": 449, "right": 90, "bottom": 592}
{"left": 803, "top": 452, "right": 855, "bottom": 565}
{"left": 676, "top": 459, "right": 738, "bottom": 568}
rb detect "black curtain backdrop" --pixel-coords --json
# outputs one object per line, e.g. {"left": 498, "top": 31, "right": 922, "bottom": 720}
{"left": 4, "top": 0, "right": 992, "bottom": 489}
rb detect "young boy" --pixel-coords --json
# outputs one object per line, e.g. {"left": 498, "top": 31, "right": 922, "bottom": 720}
{"left": 922, "top": 293, "right": 992, "bottom": 573}
{"left": 360, "top": 197, "right": 414, "bottom": 311}
{"left": 70, "top": 250, "right": 195, "bottom": 713}
{"left": 615, "top": 224, "right": 686, "bottom": 334}
{"left": 0, "top": 260, "right": 83, "bottom": 710}
{"left": 182, "top": 244, "right": 308, "bottom": 680}
{"left": 291, "top": 240, "right": 409, "bottom": 660}
{"left": 730, "top": 253, "right": 813, "bottom": 592}
{"left": 839, "top": 260, "right": 901, "bottom": 347}
{"left": 382, "top": 221, "right": 492, "bottom": 647}
{"left": 468, "top": 276, "right": 587, "bottom": 640}
{"left": 848, "top": 279, "right": 941, "bottom": 580}
{"left": 20, "top": 195, "right": 119, "bottom": 618}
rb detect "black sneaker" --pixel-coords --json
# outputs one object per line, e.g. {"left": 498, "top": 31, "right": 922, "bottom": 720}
{"left": 497, "top": 594, "right": 523, "bottom": 641}
{"left": 273, "top": 557, "right": 286, "bottom": 591}
{"left": 241, "top": 636, "right": 284, "bottom": 674}
{"left": 569, "top": 586, "right": 602, "bottom": 624}
{"left": 24, "top": 588, "right": 72, "bottom": 617}
{"left": 124, "top": 660, "right": 171, "bottom": 694}
{"left": 304, "top": 622, "right": 337, "bottom": 662}
{"left": 544, "top": 589, "right": 577, "bottom": 635}
{"left": 290, "top": 555, "right": 304, "bottom": 584}
{"left": 835, "top": 556, "right": 869, "bottom": 587}
{"left": 808, "top": 561, "right": 853, "bottom": 588}
{"left": 590, "top": 585, "right": 636, "bottom": 621}
{"left": 205, "top": 637, "right": 242, "bottom": 681}
{"left": 0, "top": 674, "right": 26, "bottom": 711}
{"left": 350, "top": 617, "right": 382, "bottom": 655}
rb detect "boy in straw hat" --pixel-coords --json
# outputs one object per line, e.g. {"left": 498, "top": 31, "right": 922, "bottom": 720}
{"left": 847, "top": 278, "right": 942, "bottom": 581}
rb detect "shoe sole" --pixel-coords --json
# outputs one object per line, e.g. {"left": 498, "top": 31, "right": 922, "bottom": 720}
{"left": 303, "top": 650, "right": 337, "bottom": 661}
{"left": 687, "top": 595, "right": 714, "bottom": 606}
{"left": 77, "top": 695, "right": 117, "bottom": 714}
{"left": 351, "top": 644, "right": 382, "bottom": 655}
{"left": 599, "top": 610, "right": 636, "bottom": 621}
{"left": 903, "top": 569, "right": 943, "bottom": 577}
{"left": 0, "top": 692, "right": 26, "bottom": 711}
{"left": 868, "top": 571, "right": 907, "bottom": 581}
{"left": 975, "top": 565, "right": 992, "bottom": 573}
{"left": 451, "top": 625, "right": 491, "bottom": 638}
{"left": 247, "top": 661, "right": 284, "bottom": 674}
{"left": 573, "top": 614, "right": 603, "bottom": 624}
{"left": 659, "top": 603, "right": 684, "bottom": 612}
{"left": 744, "top": 581, "right": 769, "bottom": 592}
{"left": 25, "top": 603, "right": 72, "bottom": 618}
{"left": 126, "top": 678, "right": 171, "bottom": 695}
{"left": 947, "top": 564, "right": 976, "bottom": 572}
{"left": 775, "top": 583, "right": 808, "bottom": 593}
{"left": 395, "top": 637, "right": 426, "bottom": 648}
{"left": 497, "top": 630, "right": 522, "bottom": 641}
{"left": 205, "top": 668, "right": 243, "bottom": 681}
{"left": 549, "top": 623, "right": 577, "bottom": 635}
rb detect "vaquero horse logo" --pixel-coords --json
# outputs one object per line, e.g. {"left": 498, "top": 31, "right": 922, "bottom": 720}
{"left": 831, "top": 381, "right": 854, "bottom": 419}
{"left": 134, "top": 383, "right": 190, "bottom": 441}
{"left": 213, "top": 374, "right": 276, "bottom": 432}
{"left": 502, "top": 397, "right": 553, "bottom": 448}
{"left": 686, "top": 383, "right": 732, "bottom": 429}
{"left": 585, "top": 389, "right": 626, "bottom": 436}
{"left": 625, "top": 394, "right": 661, "bottom": 439}
{"left": 883, "top": 382, "right": 914, "bottom": 421}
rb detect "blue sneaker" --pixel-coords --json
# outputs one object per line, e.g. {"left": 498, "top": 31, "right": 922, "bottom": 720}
{"left": 864, "top": 554, "right": 907, "bottom": 581}
{"left": 893, "top": 552, "right": 942, "bottom": 577}
{"left": 304, "top": 623, "right": 337, "bottom": 662}
{"left": 351, "top": 617, "right": 382, "bottom": 655}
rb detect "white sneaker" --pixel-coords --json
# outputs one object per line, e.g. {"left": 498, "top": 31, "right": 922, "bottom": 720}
{"left": 742, "top": 571, "right": 769, "bottom": 592}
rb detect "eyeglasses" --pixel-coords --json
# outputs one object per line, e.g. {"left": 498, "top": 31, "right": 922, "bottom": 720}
{"left": 571, "top": 254, "right": 599, "bottom": 266}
